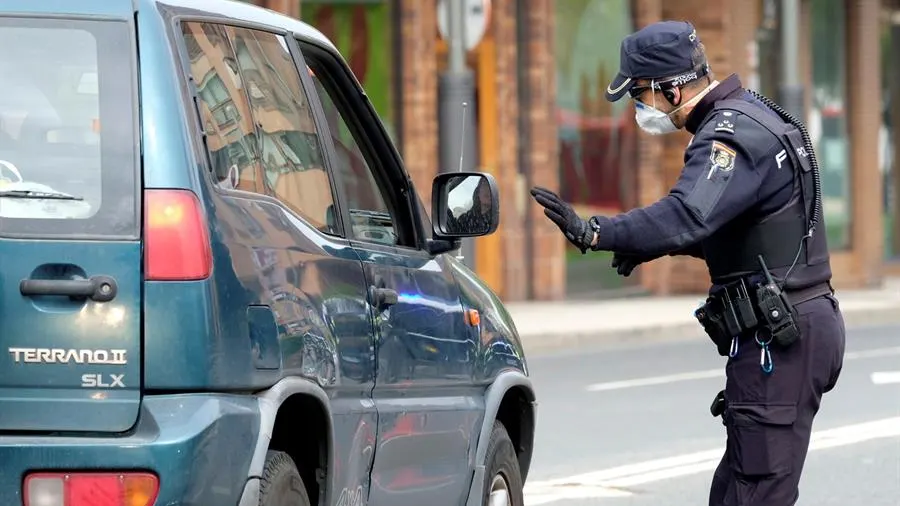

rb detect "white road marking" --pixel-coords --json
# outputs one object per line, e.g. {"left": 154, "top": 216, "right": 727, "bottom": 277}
{"left": 586, "top": 369, "right": 723, "bottom": 392}
{"left": 871, "top": 371, "right": 900, "bottom": 385}
{"left": 524, "top": 417, "right": 900, "bottom": 505}
{"left": 585, "top": 346, "right": 900, "bottom": 392}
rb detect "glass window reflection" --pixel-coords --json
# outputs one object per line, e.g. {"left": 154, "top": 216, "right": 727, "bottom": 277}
{"left": 554, "top": 0, "right": 639, "bottom": 296}
{"left": 810, "top": 0, "right": 851, "bottom": 250}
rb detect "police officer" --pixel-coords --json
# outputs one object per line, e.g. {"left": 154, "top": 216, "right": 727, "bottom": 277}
{"left": 530, "top": 21, "right": 846, "bottom": 506}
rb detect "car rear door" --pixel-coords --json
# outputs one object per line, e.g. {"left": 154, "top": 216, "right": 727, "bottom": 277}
{"left": 0, "top": 1, "right": 142, "bottom": 433}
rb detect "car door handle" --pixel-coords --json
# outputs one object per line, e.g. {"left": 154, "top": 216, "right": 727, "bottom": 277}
{"left": 20, "top": 275, "right": 118, "bottom": 303}
{"left": 369, "top": 286, "right": 398, "bottom": 310}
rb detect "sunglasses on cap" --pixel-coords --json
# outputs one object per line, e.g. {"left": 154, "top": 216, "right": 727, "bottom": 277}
{"left": 628, "top": 64, "right": 711, "bottom": 99}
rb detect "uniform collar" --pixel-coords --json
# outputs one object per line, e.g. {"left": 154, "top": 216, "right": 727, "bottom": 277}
{"left": 684, "top": 74, "right": 744, "bottom": 135}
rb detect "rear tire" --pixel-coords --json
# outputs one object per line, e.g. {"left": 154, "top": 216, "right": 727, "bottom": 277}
{"left": 482, "top": 421, "right": 524, "bottom": 506}
{"left": 259, "top": 450, "right": 312, "bottom": 506}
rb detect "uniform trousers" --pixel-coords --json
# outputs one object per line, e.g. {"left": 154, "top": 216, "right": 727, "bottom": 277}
{"left": 708, "top": 293, "right": 846, "bottom": 506}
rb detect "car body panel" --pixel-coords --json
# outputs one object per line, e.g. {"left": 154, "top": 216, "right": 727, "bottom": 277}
{"left": 0, "top": 394, "right": 260, "bottom": 504}
{"left": 355, "top": 244, "right": 482, "bottom": 505}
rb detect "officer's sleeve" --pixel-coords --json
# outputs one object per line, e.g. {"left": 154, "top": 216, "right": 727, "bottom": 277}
{"left": 589, "top": 125, "right": 775, "bottom": 257}
{"left": 668, "top": 243, "right": 705, "bottom": 260}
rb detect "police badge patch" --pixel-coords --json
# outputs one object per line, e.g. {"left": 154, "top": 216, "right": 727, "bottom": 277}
{"left": 709, "top": 141, "right": 736, "bottom": 173}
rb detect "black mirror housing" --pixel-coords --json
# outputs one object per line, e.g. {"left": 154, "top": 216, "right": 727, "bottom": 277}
{"left": 431, "top": 172, "right": 500, "bottom": 239}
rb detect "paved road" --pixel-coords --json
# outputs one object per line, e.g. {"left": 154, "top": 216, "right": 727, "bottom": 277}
{"left": 522, "top": 324, "right": 900, "bottom": 506}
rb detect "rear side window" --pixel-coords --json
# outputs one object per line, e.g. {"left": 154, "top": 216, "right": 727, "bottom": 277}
{"left": 180, "top": 22, "right": 340, "bottom": 236}
{"left": 0, "top": 17, "right": 138, "bottom": 239}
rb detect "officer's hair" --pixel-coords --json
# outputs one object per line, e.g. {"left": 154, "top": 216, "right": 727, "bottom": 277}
{"left": 686, "top": 42, "right": 714, "bottom": 90}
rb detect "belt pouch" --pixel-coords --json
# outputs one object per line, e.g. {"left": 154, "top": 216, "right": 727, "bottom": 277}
{"left": 721, "top": 291, "right": 743, "bottom": 336}
{"left": 695, "top": 298, "right": 731, "bottom": 356}
{"left": 734, "top": 281, "right": 758, "bottom": 329}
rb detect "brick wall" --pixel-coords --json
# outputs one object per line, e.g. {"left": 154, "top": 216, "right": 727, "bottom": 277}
{"left": 490, "top": 0, "right": 530, "bottom": 301}
{"left": 524, "top": 0, "right": 565, "bottom": 300}
{"left": 631, "top": 0, "right": 670, "bottom": 294}
{"left": 398, "top": 0, "right": 439, "bottom": 207}
{"left": 660, "top": 0, "right": 733, "bottom": 293}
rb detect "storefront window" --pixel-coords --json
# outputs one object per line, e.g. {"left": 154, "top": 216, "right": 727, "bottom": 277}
{"left": 757, "top": 0, "right": 851, "bottom": 251}
{"left": 301, "top": 0, "right": 400, "bottom": 146}
{"left": 884, "top": 13, "right": 899, "bottom": 260}
{"left": 554, "top": 0, "right": 638, "bottom": 297}
{"left": 810, "top": 0, "right": 851, "bottom": 250}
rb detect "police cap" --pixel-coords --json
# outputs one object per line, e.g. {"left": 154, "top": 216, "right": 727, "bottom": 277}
{"left": 605, "top": 20, "right": 706, "bottom": 102}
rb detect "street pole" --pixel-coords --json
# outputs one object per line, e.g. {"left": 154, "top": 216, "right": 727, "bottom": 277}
{"left": 439, "top": 0, "right": 478, "bottom": 269}
{"left": 779, "top": 0, "right": 805, "bottom": 120}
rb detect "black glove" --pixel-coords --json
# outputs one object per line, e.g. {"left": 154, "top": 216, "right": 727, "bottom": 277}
{"left": 530, "top": 186, "right": 594, "bottom": 254}
{"left": 611, "top": 253, "right": 642, "bottom": 277}
{"left": 610, "top": 253, "right": 658, "bottom": 277}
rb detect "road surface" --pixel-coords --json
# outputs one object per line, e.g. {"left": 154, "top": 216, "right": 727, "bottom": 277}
{"left": 523, "top": 324, "right": 900, "bottom": 505}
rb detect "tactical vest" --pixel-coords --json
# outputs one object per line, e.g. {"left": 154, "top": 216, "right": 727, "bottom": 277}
{"left": 699, "top": 99, "right": 832, "bottom": 291}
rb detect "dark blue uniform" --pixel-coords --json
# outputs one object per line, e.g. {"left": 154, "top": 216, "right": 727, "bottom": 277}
{"left": 532, "top": 21, "right": 847, "bottom": 505}
{"left": 589, "top": 75, "right": 847, "bottom": 506}
{"left": 589, "top": 76, "right": 793, "bottom": 264}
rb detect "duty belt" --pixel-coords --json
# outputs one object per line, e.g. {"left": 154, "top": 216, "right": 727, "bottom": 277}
{"left": 694, "top": 279, "right": 832, "bottom": 356}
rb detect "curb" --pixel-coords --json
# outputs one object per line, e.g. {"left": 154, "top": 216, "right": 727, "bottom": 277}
{"left": 517, "top": 305, "right": 900, "bottom": 356}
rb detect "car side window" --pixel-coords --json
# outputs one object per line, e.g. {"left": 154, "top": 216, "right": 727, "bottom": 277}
{"left": 304, "top": 62, "right": 403, "bottom": 248}
{"left": 180, "top": 22, "right": 340, "bottom": 236}
{"left": 180, "top": 22, "right": 262, "bottom": 193}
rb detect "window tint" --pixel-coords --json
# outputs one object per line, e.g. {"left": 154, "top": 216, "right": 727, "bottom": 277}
{"left": 0, "top": 17, "right": 137, "bottom": 238}
{"left": 181, "top": 22, "right": 262, "bottom": 194}
{"left": 228, "top": 27, "right": 336, "bottom": 235}
{"left": 306, "top": 64, "right": 399, "bottom": 247}
{"left": 181, "top": 23, "right": 338, "bottom": 236}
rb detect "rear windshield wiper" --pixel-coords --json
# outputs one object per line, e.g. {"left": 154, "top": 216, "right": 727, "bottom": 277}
{"left": 0, "top": 190, "right": 83, "bottom": 201}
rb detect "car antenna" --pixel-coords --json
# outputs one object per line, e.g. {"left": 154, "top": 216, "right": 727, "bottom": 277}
{"left": 458, "top": 101, "right": 467, "bottom": 173}
{"left": 455, "top": 101, "right": 468, "bottom": 263}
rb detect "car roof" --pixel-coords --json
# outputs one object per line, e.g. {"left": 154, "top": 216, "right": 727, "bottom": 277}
{"left": 147, "top": 0, "right": 336, "bottom": 51}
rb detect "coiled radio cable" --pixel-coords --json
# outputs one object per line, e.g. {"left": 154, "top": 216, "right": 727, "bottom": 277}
{"left": 746, "top": 89, "right": 823, "bottom": 286}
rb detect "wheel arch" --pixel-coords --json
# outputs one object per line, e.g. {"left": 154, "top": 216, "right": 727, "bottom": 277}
{"left": 465, "top": 371, "right": 537, "bottom": 506}
{"left": 238, "top": 377, "right": 335, "bottom": 506}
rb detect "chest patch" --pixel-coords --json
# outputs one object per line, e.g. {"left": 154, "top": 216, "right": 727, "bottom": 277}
{"left": 709, "top": 141, "right": 736, "bottom": 173}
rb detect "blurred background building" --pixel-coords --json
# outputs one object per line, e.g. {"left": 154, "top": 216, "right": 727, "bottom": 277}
{"left": 247, "top": 0, "right": 899, "bottom": 302}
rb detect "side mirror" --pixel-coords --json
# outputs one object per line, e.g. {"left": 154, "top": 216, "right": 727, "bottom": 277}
{"left": 431, "top": 172, "right": 500, "bottom": 239}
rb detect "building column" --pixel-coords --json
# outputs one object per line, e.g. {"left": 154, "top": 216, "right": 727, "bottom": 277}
{"left": 524, "top": 0, "right": 564, "bottom": 300}
{"left": 261, "top": 0, "right": 299, "bottom": 18}
{"left": 631, "top": 0, "right": 670, "bottom": 294}
{"left": 656, "top": 0, "right": 736, "bottom": 294}
{"left": 846, "top": 0, "right": 884, "bottom": 285}
{"left": 490, "top": 0, "right": 525, "bottom": 300}
{"left": 398, "top": 0, "right": 439, "bottom": 207}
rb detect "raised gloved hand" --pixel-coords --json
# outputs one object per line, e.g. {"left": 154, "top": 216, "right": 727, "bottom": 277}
{"left": 530, "top": 186, "right": 594, "bottom": 254}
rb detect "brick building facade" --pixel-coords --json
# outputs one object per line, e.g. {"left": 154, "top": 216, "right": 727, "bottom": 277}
{"left": 254, "top": 0, "right": 898, "bottom": 302}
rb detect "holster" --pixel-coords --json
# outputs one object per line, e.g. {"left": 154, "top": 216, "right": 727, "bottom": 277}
{"left": 694, "top": 299, "right": 731, "bottom": 356}
{"left": 695, "top": 279, "right": 759, "bottom": 356}
{"left": 710, "top": 389, "right": 727, "bottom": 421}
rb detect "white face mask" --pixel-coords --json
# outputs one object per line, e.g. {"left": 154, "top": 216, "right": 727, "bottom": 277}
{"left": 633, "top": 79, "right": 717, "bottom": 135}
{"left": 634, "top": 99, "right": 677, "bottom": 135}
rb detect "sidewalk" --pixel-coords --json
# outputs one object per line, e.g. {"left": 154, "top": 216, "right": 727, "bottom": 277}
{"left": 506, "top": 278, "right": 900, "bottom": 355}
